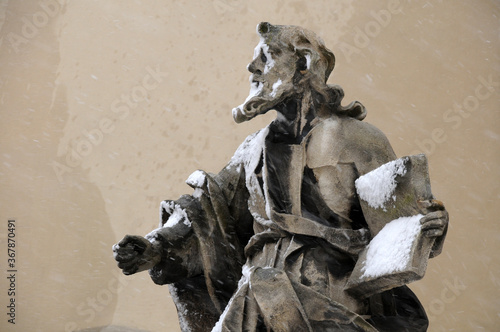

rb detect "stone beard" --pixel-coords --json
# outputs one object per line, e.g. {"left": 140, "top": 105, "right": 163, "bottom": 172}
{"left": 113, "top": 22, "right": 449, "bottom": 332}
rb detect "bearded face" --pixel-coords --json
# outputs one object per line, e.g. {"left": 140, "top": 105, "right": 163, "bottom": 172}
{"left": 232, "top": 36, "right": 298, "bottom": 124}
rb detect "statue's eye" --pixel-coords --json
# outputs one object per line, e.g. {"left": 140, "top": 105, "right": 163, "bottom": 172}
{"left": 260, "top": 51, "right": 267, "bottom": 63}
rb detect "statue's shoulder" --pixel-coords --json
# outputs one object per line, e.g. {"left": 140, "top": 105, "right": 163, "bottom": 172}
{"left": 229, "top": 127, "right": 269, "bottom": 168}
{"left": 313, "top": 116, "right": 387, "bottom": 139}
{"left": 307, "top": 117, "right": 396, "bottom": 173}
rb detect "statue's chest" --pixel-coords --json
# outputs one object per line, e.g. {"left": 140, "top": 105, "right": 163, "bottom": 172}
{"left": 263, "top": 140, "right": 305, "bottom": 215}
{"left": 263, "top": 138, "right": 358, "bottom": 222}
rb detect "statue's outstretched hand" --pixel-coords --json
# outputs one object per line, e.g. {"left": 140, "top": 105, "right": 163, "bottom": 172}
{"left": 418, "top": 199, "right": 449, "bottom": 238}
{"left": 112, "top": 235, "right": 162, "bottom": 275}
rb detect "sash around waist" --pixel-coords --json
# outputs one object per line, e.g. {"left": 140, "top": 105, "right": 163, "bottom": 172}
{"left": 246, "top": 211, "right": 370, "bottom": 258}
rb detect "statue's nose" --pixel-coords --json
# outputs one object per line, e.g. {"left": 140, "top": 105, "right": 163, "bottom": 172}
{"left": 247, "top": 61, "right": 256, "bottom": 73}
{"left": 247, "top": 60, "right": 262, "bottom": 75}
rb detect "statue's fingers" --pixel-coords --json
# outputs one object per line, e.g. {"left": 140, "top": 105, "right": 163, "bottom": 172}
{"left": 114, "top": 246, "right": 139, "bottom": 262}
{"left": 132, "top": 241, "right": 147, "bottom": 255}
{"left": 418, "top": 199, "right": 445, "bottom": 212}
{"left": 122, "top": 266, "right": 139, "bottom": 275}
{"left": 112, "top": 247, "right": 120, "bottom": 260}
{"left": 420, "top": 212, "right": 446, "bottom": 238}
{"left": 118, "top": 260, "right": 139, "bottom": 274}
{"left": 423, "top": 228, "right": 443, "bottom": 238}
{"left": 420, "top": 210, "right": 447, "bottom": 224}
{"left": 117, "top": 234, "right": 144, "bottom": 247}
{"left": 117, "top": 235, "right": 134, "bottom": 247}
{"left": 421, "top": 218, "right": 446, "bottom": 231}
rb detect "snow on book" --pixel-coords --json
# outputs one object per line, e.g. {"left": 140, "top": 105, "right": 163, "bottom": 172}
{"left": 345, "top": 154, "right": 436, "bottom": 298}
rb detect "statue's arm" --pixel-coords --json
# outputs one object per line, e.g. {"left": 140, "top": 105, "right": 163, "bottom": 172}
{"left": 147, "top": 194, "right": 205, "bottom": 284}
{"left": 112, "top": 194, "right": 202, "bottom": 282}
{"left": 113, "top": 162, "right": 252, "bottom": 285}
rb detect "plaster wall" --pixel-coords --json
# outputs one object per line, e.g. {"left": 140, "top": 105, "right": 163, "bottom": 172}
{"left": 0, "top": 1, "right": 498, "bottom": 331}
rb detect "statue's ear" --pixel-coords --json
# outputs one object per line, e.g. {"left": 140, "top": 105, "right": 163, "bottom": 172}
{"left": 295, "top": 48, "right": 314, "bottom": 75}
{"left": 296, "top": 55, "right": 308, "bottom": 73}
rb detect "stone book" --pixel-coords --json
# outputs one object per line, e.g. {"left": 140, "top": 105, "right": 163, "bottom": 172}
{"left": 346, "top": 154, "right": 436, "bottom": 299}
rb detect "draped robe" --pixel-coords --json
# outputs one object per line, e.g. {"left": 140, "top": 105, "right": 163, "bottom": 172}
{"left": 148, "top": 115, "right": 444, "bottom": 332}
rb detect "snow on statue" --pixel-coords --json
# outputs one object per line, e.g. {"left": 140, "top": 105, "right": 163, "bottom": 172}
{"left": 113, "top": 22, "right": 449, "bottom": 332}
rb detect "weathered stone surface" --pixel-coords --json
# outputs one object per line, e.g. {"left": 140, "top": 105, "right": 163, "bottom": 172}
{"left": 113, "top": 23, "right": 449, "bottom": 331}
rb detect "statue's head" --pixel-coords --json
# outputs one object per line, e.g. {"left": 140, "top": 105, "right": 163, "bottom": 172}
{"left": 232, "top": 22, "right": 336, "bottom": 123}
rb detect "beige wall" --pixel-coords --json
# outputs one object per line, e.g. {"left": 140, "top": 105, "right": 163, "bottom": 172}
{"left": 0, "top": 0, "right": 498, "bottom": 331}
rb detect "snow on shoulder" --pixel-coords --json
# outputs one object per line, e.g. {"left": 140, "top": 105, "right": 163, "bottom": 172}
{"left": 228, "top": 127, "right": 268, "bottom": 172}
{"left": 228, "top": 127, "right": 271, "bottom": 219}
{"left": 361, "top": 214, "right": 423, "bottom": 278}
{"left": 160, "top": 201, "right": 192, "bottom": 228}
{"left": 146, "top": 200, "right": 192, "bottom": 242}
{"left": 186, "top": 170, "right": 206, "bottom": 188}
{"left": 355, "top": 157, "right": 408, "bottom": 210}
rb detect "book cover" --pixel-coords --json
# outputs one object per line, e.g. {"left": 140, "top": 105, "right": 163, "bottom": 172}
{"left": 346, "top": 154, "right": 436, "bottom": 298}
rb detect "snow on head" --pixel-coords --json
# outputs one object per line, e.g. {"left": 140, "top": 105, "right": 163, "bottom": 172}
{"left": 253, "top": 36, "right": 275, "bottom": 74}
{"left": 361, "top": 214, "right": 423, "bottom": 278}
{"left": 232, "top": 33, "right": 276, "bottom": 121}
{"left": 270, "top": 79, "right": 282, "bottom": 98}
{"left": 355, "top": 157, "right": 408, "bottom": 210}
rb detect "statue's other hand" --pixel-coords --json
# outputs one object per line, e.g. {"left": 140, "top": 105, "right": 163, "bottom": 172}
{"left": 418, "top": 199, "right": 449, "bottom": 238}
{"left": 112, "top": 235, "right": 161, "bottom": 275}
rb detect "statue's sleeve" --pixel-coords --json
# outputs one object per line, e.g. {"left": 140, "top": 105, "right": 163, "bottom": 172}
{"left": 148, "top": 162, "right": 254, "bottom": 308}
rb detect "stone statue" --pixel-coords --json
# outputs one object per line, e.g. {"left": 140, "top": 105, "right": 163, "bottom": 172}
{"left": 113, "top": 22, "right": 448, "bottom": 332}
